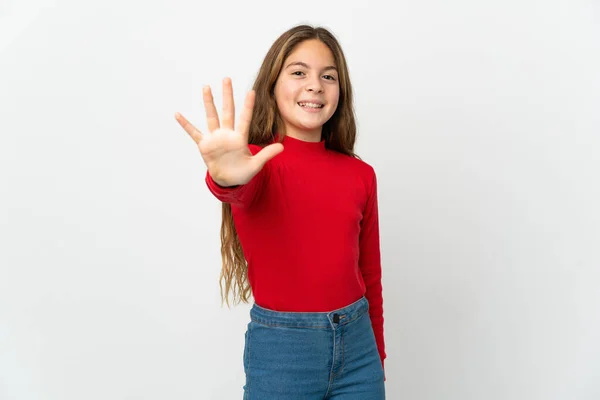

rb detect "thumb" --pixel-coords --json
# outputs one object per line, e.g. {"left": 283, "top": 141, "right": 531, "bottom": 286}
{"left": 252, "top": 143, "right": 284, "bottom": 168}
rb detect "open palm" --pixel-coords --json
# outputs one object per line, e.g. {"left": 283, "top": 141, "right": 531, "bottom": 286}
{"left": 175, "top": 78, "right": 283, "bottom": 187}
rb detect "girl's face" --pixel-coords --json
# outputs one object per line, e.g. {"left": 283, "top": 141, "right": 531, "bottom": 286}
{"left": 273, "top": 39, "right": 340, "bottom": 141}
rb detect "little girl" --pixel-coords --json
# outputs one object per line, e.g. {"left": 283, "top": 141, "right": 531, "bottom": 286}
{"left": 175, "top": 24, "right": 386, "bottom": 399}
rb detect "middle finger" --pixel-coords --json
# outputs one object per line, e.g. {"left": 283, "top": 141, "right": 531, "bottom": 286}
{"left": 222, "top": 77, "right": 235, "bottom": 130}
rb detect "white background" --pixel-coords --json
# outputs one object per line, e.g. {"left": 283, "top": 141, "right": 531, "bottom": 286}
{"left": 1, "top": 0, "right": 599, "bottom": 399}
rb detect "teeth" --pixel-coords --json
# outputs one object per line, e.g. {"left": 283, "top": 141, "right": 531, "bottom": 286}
{"left": 298, "top": 102, "right": 323, "bottom": 109}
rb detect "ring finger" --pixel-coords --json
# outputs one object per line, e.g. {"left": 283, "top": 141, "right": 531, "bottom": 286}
{"left": 203, "top": 85, "right": 220, "bottom": 132}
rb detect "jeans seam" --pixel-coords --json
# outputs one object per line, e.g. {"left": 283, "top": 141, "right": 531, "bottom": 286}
{"left": 324, "top": 329, "right": 336, "bottom": 398}
{"left": 331, "top": 325, "right": 346, "bottom": 379}
{"left": 246, "top": 325, "right": 252, "bottom": 398}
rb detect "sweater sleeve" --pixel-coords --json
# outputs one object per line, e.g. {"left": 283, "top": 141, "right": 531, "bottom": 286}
{"left": 359, "top": 169, "right": 386, "bottom": 380}
{"left": 204, "top": 144, "right": 268, "bottom": 208}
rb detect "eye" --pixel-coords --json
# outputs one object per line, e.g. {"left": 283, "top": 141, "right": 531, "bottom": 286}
{"left": 323, "top": 75, "right": 336, "bottom": 81}
{"left": 292, "top": 71, "right": 305, "bottom": 76}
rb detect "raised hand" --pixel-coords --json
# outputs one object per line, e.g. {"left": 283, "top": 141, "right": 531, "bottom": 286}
{"left": 175, "top": 77, "right": 283, "bottom": 187}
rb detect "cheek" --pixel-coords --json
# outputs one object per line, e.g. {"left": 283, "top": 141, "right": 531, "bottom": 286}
{"left": 329, "top": 85, "right": 340, "bottom": 101}
{"left": 276, "top": 79, "right": 297, "bottom": 99}
{"left": 284, "top": 84, "right": 302, "bottom": 103}
{"left": 329, "top": 90, "right": 340, "bottom": 112}
{"left": 274, "top": 87, "right": 291, "bottom": 111}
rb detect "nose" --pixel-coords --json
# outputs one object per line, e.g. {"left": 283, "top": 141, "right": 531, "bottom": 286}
{"left": 306, "top": 77, "right": 324, "bottom": 94}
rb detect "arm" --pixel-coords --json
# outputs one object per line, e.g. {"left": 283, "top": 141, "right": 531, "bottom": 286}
{"left": 205, "top": 143, "right": 269, "bottom": 208}
{"left": 358, "top": 169, "right": 387, "bottom": 381}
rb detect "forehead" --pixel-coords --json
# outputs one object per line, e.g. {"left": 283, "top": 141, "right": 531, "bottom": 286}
{"left": 285, "top": 39, "right": 336, "bottom": 66}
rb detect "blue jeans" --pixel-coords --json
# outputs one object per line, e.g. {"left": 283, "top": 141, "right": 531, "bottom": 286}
{"left": 243, "top": 296, "right": 385, "bottom": 399}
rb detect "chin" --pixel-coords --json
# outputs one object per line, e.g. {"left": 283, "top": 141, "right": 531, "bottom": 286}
{"left": 297, "top": 123, "right": 326, "bottom": 132}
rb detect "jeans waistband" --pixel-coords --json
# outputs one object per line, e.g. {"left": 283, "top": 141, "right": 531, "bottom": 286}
{"left": 250, "top": 296, "right": 369, "bottom": 329}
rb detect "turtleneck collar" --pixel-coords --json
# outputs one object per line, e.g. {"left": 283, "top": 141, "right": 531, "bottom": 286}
{"left": 274, "top": 133, "right": 327, "bottom": 154}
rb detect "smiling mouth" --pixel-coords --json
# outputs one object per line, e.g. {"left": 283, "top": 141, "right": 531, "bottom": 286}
{"left": 298, "top": 102, "right": 324, "bottom": 109}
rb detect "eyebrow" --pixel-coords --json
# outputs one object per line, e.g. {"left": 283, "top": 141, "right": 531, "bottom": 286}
{"left": 285, "top": 61, "right": 338, "bottom": 72}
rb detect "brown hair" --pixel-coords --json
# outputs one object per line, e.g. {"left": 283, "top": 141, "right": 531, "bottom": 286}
{"left": 219, "top": 24, "right": 360, "bottom": 307}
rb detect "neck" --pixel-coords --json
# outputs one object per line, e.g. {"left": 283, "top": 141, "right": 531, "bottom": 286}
{"left": 283, "top": 128, "right": 322, "bottom": 143}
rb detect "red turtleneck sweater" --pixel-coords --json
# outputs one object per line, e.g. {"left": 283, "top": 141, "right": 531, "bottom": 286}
{"left": 205, "top": 134, "right": 386, "bottom": 376}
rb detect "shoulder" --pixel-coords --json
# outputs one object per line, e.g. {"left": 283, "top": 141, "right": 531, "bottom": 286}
{"left": 330, "top": 150, "right": 376, "bottom": 177}
{"left": 329, "top": 151, "right": 377, "bottom": 191}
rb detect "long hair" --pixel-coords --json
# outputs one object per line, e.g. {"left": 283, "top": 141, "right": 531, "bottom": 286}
{"left": 219, "top": 24, "right": 359, "bottom": 307}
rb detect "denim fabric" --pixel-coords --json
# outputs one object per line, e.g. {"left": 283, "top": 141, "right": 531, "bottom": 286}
{"left": 243, "top": 296, "right": 385, "bottom": 399}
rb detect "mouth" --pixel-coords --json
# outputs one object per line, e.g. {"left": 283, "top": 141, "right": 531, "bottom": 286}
{"left": 297, "top": 102, "right": 324, "bottom": 109}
